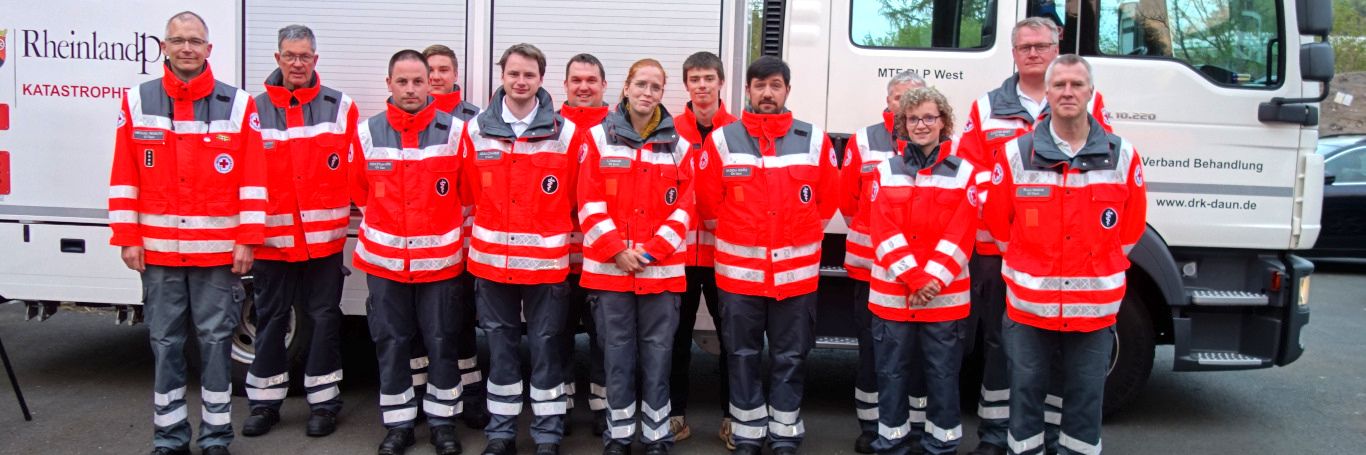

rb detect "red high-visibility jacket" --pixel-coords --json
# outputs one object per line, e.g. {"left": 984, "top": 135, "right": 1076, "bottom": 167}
{"left": 253, "top": 70, "right": 357, "bottom": 262}
{"left": 868, "top": 139, "right": 977, "bottom": 322}
{"left": 577, "top": 106, "right": 695, "bottom": 294}
{"left": 839, "top": 111, "right": 898, "bottom": 282}
{"left": 675, "top": 101, "right": 737, "bottom": 268}
{"left": 433, "top": 88, "right": 481, "bottom": 121}
{"left": 108, "top": 62, "right": 267, "bottom": 267}
{"left": 695, "top": 110, "right": 839, "bottom": 299}
{"left": 957, "top": 75, "right": 1111, "bottom": 256}
{"left": 463, "top": 88, "right": 584, "bottom": 285}
{"left": 560, "top": 103, "right": 610, "bottom": 274}
{"left": 350, "top": 99, "right": 468, "bottom": 283}
{"left": 982, "top": 115, "right": 1146, "bottom": 332}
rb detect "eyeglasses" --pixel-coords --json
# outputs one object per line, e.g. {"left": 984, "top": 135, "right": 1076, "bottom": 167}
{"left": 630, "top": 80, "right": 664, "bottom": 93}
{"left": 165, "top": 37, "right": 208, "bottom": 48}
{"left": 281, "top": 53, "right": 316, "bottom": 64}
{"left": 1013, "top": 42, "right": 1057, "bottom": 54}
{"left": 905, "top": 115, "right": 940, "bottom": 126}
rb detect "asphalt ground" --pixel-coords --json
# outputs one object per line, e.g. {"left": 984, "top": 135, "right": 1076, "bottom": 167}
{"left": 0, "top": 268, "right": 1362, "bottom": 454}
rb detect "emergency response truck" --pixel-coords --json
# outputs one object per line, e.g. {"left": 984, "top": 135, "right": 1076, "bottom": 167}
{"left": 0, "top": 0, "right": 1329, "bottom": 413}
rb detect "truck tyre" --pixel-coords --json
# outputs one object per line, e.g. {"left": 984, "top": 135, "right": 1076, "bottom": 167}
{"left": 1103, "top": 292, "right": 1155, "bottom": 416}
{"left": 230, "top": 280, "right": 314, "bottom": 397}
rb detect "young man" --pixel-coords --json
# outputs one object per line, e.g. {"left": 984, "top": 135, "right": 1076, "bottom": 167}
{"left": 694, "top": 56, "right": 840, "bottom": 455}
{"left": 463, "top": 43, "right": 585, "bottom": 455}
{"left": 982, "top": 55, "right": 1146, "bottom": 455}
{"left": 242, "top": 24, "right": 355, "bottom": 439}
{"left": 422, "top": 42, "right": 489, "bottom": 431}
{"left": 558, "top": 52, "right": 611, "bottom": 438}
{"left": 109, "top": 11, "right": 265, "bottom": 455}
{"left": 667, "top": 50, "right": 739, "bottom": 446}
{"left": 838, "top": 70, "right": 926, "bottom": 454}
{"left": 352, "top": 50, "right": 470, "bottom": 455}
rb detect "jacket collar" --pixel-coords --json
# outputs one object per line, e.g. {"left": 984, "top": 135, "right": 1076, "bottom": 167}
{"left": 882, "top": 110, "right": 896, "bottom": 136}
{"left": 263, "top": 68, "right": 321, "bottom": 108}
{"left": 161, "top": 61, "right": 216, "bottom": 102}
{"left": 384, "top": 97, "right": 438, "bottom": 136}
{"left": 476, "top": 87, "right": 560, "bottom": 140}
{"left": 560, "top": 102, "right": 610, "bottom": 130}
{"left": 432, "top": 88, "right": 465, "bottom": 113}
{"left": 1029, "top": 114, "right": 1116, "bottom": 171}
{"left": 987, "top": 73, "right": 1037, "bottom": 124}
{"left": 603, "top": 101, "right": 678, "bottom": 149}
{"left": 897, "top": 138, "right": 950, "bottom": 173}
{"left": 740, "top": 108, "right": 793, "bottom": 157}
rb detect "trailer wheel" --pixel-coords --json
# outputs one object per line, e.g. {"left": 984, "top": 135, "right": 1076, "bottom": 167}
{"left": 1103, "top": 292, "right": 1155, "bottom": 416}
{"left": 230, "top": 280, "right": 314, "bottom": 397}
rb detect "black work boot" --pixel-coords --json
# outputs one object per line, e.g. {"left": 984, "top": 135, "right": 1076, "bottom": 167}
{"left": 603, "top": 441, "right": 631, "bottom": 455}
{"left": 203, "top": 446, "right": 231, "bottom": 455}
{"left": 149, "top": 447, "right": 189, "bottom": 455}
{"left": 377, "top": 428, "right": 415, "bottom": 455}
{"left": 481, "top": 438, "right": 516, "bottom": 455}
{"left": 535, "top": 443, "right": 560, "bottom": 455}
{"left": 462, "top": 398, "right": 491, "bottom": 430}
{"left": 855, "top": 431, "right": 877, "bottom": 453}
{"left": 241, "top": 408, "right": 280, "bottom": 437}
{"left": 593, "top": 410, "right": 610, "bottom": 437}
{"left": 431, "top": 425, "right": 463, "bottom": 455}
{"left": 306, "top": 409, "right": 338, "bottom": 437}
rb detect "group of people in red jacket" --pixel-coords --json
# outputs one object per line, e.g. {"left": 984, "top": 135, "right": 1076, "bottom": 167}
{"left": 111, "top": 11, "right": 1143, "bottom": 455}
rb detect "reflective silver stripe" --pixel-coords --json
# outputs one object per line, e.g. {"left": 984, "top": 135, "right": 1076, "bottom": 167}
{"left": 153, "top": 387, "right": 186, "bottom": 407}
{"left": 139, "top": 214, "right": 240, "bottom": 229}
{"left": 1045, "top": 394, "right": 1063, "bottom": 408}
{"left": 202, "top": 409, "right": 232, "bottom": 426}
{"left": 531, "top": 401, "right": 568, "bottom": 415}
{"left": 910, "top": 395, "right": 927, "bottom": 409}
{"left": 1007, "top": 289, "right": 1123, "bottom": 318}
{"left": 153, "top": 405, "right": 187, "bottom": 427}
{"left": 844, "top": 252, "right": 874, "bottom": 270}
{"left": 579, "top": 201, "right": 608, "bottom": 220}
{"left": 410, "top": 356, "right": 429, "bottom": 369}
{"left": 307, "top": 386, "right": 340, "bottom": 404}
{"left": 363, "top": 224, "right": 462, "bottom": 249}
{"left": 980, "top": 387, "right": 1009, "bottom": 402}
{"left": 715, "top": 238, "right": 766, "bottom": 259}
{"left": 487, "top": 400, "right": 522, "bottom": 415}
{"left": 461, "top": 371, "right": 482, "bottom": 385}
{"left": 769, "top": 406, "right": 800, "bottom": 424}
{"left": 110, "top": 185, "right": 139, "bottom": 199}
{"left": 935, "top": 239, "right": 968, "bottom": 267}
{"left": 715, "top": 263, "right": 765, "bottom": 283}
{"left": 592, "top": 383, "right": 607, "bottom": 397}
{"left": 729, "top": 403, "right": 768, "bottom": 421}
{"left": 666, "top": 209, "right": 690, "bottom": 225}
{"left": 869, "top": 288, "right": 908, "bottom": 309}
{"left": 924, "top": 261, "right": 955, "bottom": 286}
{"left": 468, "top": 249, "right": 568, "bottom": 271}
{"left": 641, "top": 421, "right": 669, "bottom": 442}
{"left": 245, "top": 372, "right": 288, "bottom": 388}
{"left": 530, "top": 384, "right": 566, "bottom": 401}
{"left": 582, "top": 218, "right": 619, "bottom": 247}
{"left": 458, "top": 357, "right": 478, "bottom": 370}
{"left": 412, "top": 372, "right": 427, "bottom": 386}
{"left": 1044, "top": 411, "right": 1062, "bottom": 425}
{"left": 471, "top": 225, "right": 568, "bottom": 248}
{"left": 589, "top": 398, "right": 607, "bottom": 411}
{"left": 240, "top": 210, "right": 266, "bottom": 225}
{"left": 976, "top": 229, "right": 994, "bottom": 243}
{"left": 610, "top": 423, "right": 637, "bottom": 439}
{"left": 854, "top": 388, "right": 878, "bottom": 404}
{"left": 109, "top": 210, "right": 139, "bottom": 223}
{"left": 1009, "top": 431, "right": 1045, "bottom": 454}
{"left": 380, "top": 388, "right": 415, "bottom": 406}
{"left": 887, "top": 254, "right": 919, "bottom": 280}
{"left": 925, "top": 420, "right": 963, "bottom": 442}
{"left": 730, "top": 421, "right": 768, "bottom": 439}
{"left": 879, "top": 419, "right": 911, "bottom": 441}
{"left": 771, "top": 242, "right": 821, "bottom": 261}
{"left": 924, "top": 290, "right": 970, "bottom": 309}
{"left": 610, "top": 402, "right": 638, "bottom": 421}
{"left": 263, "top": 235, "right": 295, "bottom": 248}
{"left": 642, "top": 402, "right": 671, "bottom": 422}
{"left": 846, "top": 228, "right": 872, "bottom": 247}
{"left": 411, "top": 251, "right": 463, "bottom": 272}
{"left": 978, "top": 404, "right": 1009, "bottom": 420}
{"left": 429, "top": 385, "right": 461, "bottom": 401}
{"left": 995, "top": 240, "right": 1008, "bottom": 252}
{"left": 1003, "top": 264, "right": 1125, "bottom": 292}
{"left": 767, "top": 420, "right": 805, "bottom": 437}
{"left": 639, "top": 264, "right": 686, "bottom": 279}
{"left": 240, "top": 186, "right": 267, "bottom": 200}
{"left": 487, "top": 380, "right": 523, "bottom": 396}
{"left": 654, "top": 225, "right": 684, "bottom": 250}
{"left": 143, "top": 238, "right": 235, "bottom": 254}
{"left": 265, "top": 214, "right": 294, "bottom": 227}
{"left": 201, "top": 387, "right": 231, "bottom": 403}
{"left": 774, "top": 263, "right": 820, "bottom": 285}
{"left": 355, "top": 242, "right": 404, "bottom": 271}
{"left": 306, "top": 228, "right": 347, "bottom": 245}
{"left": 299, "top": 207, "right": 350, "bottom": 223}
{"left": 259, "top": 122, "right": 345, "bottom": 141}
{"left": 910, "top": 408, "right": 926, "bottom": 423}
{"left": 247, "top": 387, "right": 288, "bottom": 401}
{"left": 365, "top": 142, "right": 458, "bottom": 161}
{"left": 382, "top": 407, "right": 418, "bottom": 424}
{"left": 1059, "top": 433, "right": 1102, "bottom": 455}
{"left": 856, "top": 407, "right": 878, "bottom": 421}
{"left": 424, "top": 399, "right": 459, "bottom": 417}
{"left": 876, "top": 234, "right": 909, "bottom": 261}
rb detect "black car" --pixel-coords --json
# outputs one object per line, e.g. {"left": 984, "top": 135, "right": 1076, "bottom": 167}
{"left": 1309, "top": 134, "right": 1366, "bottom": 259}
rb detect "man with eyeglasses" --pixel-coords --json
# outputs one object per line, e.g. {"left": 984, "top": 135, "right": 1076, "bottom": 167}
{"left": 109, "top": 11, "right": 266, "bottom": 455}
{"left": 957, "top": 17, "right": 1112, "bottom": 455}
{"left": 240, "top": 23, "right": 357, "bottom": 440}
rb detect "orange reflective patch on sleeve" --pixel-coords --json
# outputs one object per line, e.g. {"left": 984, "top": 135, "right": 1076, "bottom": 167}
{"left": 1025, "top": 208, "right": 1038, "bottom": 227}
{"left": 375, "top": 182, "right": 385, "bottom": 198}
{"left": 482, "top": 171, "right": 492, "bottom": 188}
{"left": 733, "top": 187, "right": 744, "bottom": 203}
{"left": 606, "top": 178, "right": 618, "bottom": 196}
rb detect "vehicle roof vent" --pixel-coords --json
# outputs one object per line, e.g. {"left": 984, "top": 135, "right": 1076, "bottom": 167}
{"left": 761, "top": 0, "right": 786, "bottom": 57}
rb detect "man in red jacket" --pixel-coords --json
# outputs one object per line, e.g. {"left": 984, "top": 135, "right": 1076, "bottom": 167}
{"left": 425, "top": 44, "right": 481, "bottom": 121}
{"left": 351, "top": 50, "right": 471, "bottom": 455}
{"left": 982, "top": 55, "right": 1146, "bottom": 455}
{"left": 240, "top": 24, "right": 355, "bottom": 440}
{"left": 558, "top": 52, "right": 610, "bottom": 437}
{"left": 667, "top": 50, "right": 740, "bottom": 446}
{"left": 108, "top": 11, "right": 265, "bottom": 455}
{"left": 694, "top": 56, "right": 839, "bottom": 455}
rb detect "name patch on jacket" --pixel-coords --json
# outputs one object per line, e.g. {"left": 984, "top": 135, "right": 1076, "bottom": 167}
{"left": 1017, "top": 186, "right": 1052, "bottom": 198}
{"left": 987, "top": 130, "right": 1017, "bottom": 140}
{"left": 599, "top": 157, "right": 631, "bottom": 168}
{"left": 723, "top": 166, "right": 751, "bottom": 178}
{"left": 132, "top": 130, "right": 165, "bottom": 141}
{"left": 477, "top": 150, "right": 502, "bottom": 161}
{"left": 368, "top": 161, "right": 394, "bottom": 172}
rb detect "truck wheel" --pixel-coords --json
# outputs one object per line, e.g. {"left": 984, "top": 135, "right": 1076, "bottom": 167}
{"left": 1103, "top": 292, "right": 1155, "bottom": 416}
{"left": 230, "top": 281, "right": 314, "bottom": 397}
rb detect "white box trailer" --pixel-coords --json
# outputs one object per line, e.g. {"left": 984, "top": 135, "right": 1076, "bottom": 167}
{"left": 0, "top": 0, "right": 1329, "bottom": 412}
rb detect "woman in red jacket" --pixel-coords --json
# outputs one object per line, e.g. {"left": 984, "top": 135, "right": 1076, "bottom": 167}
{"left": 576, "top": 58, "right": 695, "bottom": 455}
{"left": 867, "top": 87, "right": 979, "bottom": 455}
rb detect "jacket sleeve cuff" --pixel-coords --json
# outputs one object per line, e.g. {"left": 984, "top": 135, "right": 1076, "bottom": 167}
{"left": 900, "top": 270, "right": 936, "bottom": 291}
{"left": 236, "top": 230, "right": 264, "bottom": 246}
{"left": 110, "top": 232, "right": 142, "bottom": 247}
{"left": 643, "top": 236, "right": 676, "bottom": 262}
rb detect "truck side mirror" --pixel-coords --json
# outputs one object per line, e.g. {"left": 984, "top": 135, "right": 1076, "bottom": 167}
{"left": 1298, "top": 0, "right": 1332, "bottom": 37}
{"left": 1300, "top": 42, "right": 1335, "bottom": 83}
